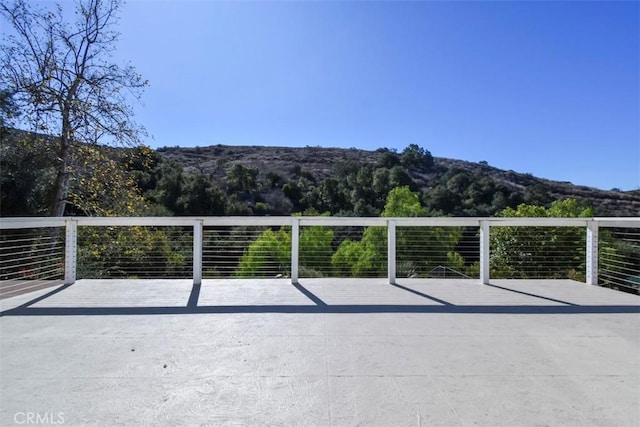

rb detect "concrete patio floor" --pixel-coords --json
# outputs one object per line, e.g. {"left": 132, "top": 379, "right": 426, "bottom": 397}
{"left": 0, "top": 278, "right": 638, "bottom": 426}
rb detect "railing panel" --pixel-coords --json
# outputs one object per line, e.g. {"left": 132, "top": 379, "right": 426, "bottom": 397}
{"left": 298, "top": 225, "right": 387, "bottom": 278}
{"left": 76, "top": 225, "right": 193, "bottom": 279}
{"left": 599, "top": 227, "right": 640, "bottom": 294}
{"left": 204, "top": 225, "right": 291, "bottom": 278}
{"left": 0, "top": 227, "right": 64, "bottom": 298}
{"left": 395, "top": 226, "right": 478, "bottom": 279}
{"left": 489, "top": 225, "right": 586, "bottom": 280}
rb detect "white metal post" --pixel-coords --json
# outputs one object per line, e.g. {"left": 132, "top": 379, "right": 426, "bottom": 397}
{"left": 586, "top": 220, "right": 599, "bottom": 286}
{"left": 480, "top": 220, "right": 490, "bottom": 284}
{"left": 388, "top": 220, "right": 396, "bottom": 284}
{"left": 64, "top": 219, "right": 77, "bottom": 285}
{"left": 193, "top": 219, "right": 203, "bottom": 286}
{"left": 291, "top": 217, "right": 299, "bottom": 284}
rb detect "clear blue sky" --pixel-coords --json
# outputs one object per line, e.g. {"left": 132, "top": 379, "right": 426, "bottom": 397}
{"left": 113, "top": 0, "right": 639, "bottom": 191}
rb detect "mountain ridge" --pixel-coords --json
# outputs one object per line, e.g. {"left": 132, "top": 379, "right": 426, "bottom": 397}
{"left": 157, "top": 144, "right": 640, "bottom": 216}
{"left": 2, "top": 125, "right": 637, "bottom": 217}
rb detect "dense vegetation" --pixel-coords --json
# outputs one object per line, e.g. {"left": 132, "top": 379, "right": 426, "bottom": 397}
{"left": 156, "top": 144, "right": 640, "bottom": 217}
{"left": 2, "top": 128, "right": 639, "bottom": 219}
{"left": 1, "top": 130, "right": 638, "bottom": 292}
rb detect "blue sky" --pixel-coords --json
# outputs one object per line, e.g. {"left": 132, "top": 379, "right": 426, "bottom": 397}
{"left": 115, "top": 1, "right": 635, "bottom": 190}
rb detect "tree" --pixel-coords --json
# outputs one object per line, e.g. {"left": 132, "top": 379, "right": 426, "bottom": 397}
{"left": 401, "top": 144, "right": 433, "bottom": 171}
{"left": 331, "top": 187, "right": 462, "bottom": 277}
{"left": 375, "top": 149, "right": 401, "bottom": 168}
{"left": 383, "top": 187, "right": 462, "bottom": 276}
{"left": 235, "top": 228, "right": 291, "bottom": 277}
{"left": 332, "top": 239, "right": 379, "bottom": 277}
{"left": 66, "top": 144, "right": 150, "bottom": 216}
{"left": 145, "top": 160, "right": 184, "bottom": 214}
{"left": 235, "top": 224, "right": 335, "bottom": 278}
{"left": 491, "top": 199, "right": 593, "bottom": 279}
{"left": 0, "top": 89, "right": 19, "bottom": 127}
{"left": 177, "top": 174, "right": 227, "bottom": 216}
{"left": 225, "top": 164, "right": 258, "bottom": 193}
{"left": 382, "top": 186, "right": 424, "bottom": 217}
{"left": 1, "top": 0, "right": 148, "bottom": 216}
{"left": 0, "top": 130, "right": 54, "bottom": 216}
{"left": 78, "top": 225, "right": 189, "bottom": 278}
{"left": 299, "top": 225, "right": 335, "bottom": 276}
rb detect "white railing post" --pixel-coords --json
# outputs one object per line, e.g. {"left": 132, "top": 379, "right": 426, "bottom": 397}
{"left": 388, "top": 219, "right": 396, "bottom": 284}
{"left": 480, "top": 220, "right": 490, "bottom": 284}
{"left": 291, "top": 217, "right": 299, "bottom": 284}
{"left": 586, "top": 220, "right": 599, "bottom": 285}
{"left": 64, "top": 219, "right": 77, "bottom": 285}
{"left": 193, "top": 219, "right": 203, "bottom": 286}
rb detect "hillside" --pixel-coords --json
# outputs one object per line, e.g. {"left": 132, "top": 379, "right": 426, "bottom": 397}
{"left": 2, "top": 126, "right": 638, "bottom": 217}
{"left": 157, "top": 144, "right": 640, "bottom": 217}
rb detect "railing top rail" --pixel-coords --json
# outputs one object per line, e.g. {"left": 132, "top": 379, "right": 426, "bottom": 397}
{"left": 593, "top": 218, "right": 640, "bottom": 228}
{"left": 0, "top": 217, "right": 67, "bottom": 229}
{"left": 203, "top": 216, "right": 293, "bottom": 227}
{"left": 1, "top": 216, "right": 639, "bottom": 230}
{"left": 487, "top": 217, "right": 590, "bottom": 227}
{"left": 298, "top": 217, "right": 387, "bottom": 227}
{"left": 385, "top": 217, "right": 481, "bottom": 227}
{"left": 77, "top": 217, "right": 199, "bottom": 227}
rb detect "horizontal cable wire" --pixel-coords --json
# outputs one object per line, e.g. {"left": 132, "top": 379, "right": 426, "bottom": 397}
{"left": 599, "top": 228, "right": 640, "bottom": 293}
{"left": 77, "top": 226, "right": 193, "bottom": 279}
{"left": 397, "top": 226, "right": 478, "bottom": 279}
{"left": 0, "top": 228, "right": 64, "bottom": 297}
{"left": 299, "top": 226, "right": 382, "bottom": 278}
{"left": 204, "top": 226, "right": 289, "bottom": 278}
{"left": 489, "top": 226, "right": 585, "bottom": 280}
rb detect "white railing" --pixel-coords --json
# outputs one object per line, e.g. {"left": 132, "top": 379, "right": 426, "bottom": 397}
{"left": 0, "top": 216, "right": 639, "bottom": 290}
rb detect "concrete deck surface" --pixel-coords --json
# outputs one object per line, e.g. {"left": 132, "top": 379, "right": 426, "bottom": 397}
{"left": 0, "top": 278, "right": 638, "bottom": 426}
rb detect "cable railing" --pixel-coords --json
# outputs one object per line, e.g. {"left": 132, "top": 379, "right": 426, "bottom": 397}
{"left": 204, "top": 225, "right": 287, "bottom": 278}
{"left": 0, "top": 226, "right": 65, "bottom": 298}
{"left": 489, "top": 224, "right": 586, "bottom": 280}
{"left": 77, "top": 225, "right": 193, "bottom": 279}
{"left": 599, "top": 226, "right": 640, "bottom": 293}
{"left": 0, "top": 216, "right": 638, "bottom": 294}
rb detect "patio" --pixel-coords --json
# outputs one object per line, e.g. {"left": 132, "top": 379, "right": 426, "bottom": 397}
{"left": 1, "top": 278, "right": 638, "bottom": 426}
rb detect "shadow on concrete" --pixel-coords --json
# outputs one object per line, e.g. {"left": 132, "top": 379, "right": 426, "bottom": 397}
{"left": 0, "top": 279, "right": 64, "bottom": 300}
{"left": 390, "top": 282, "right": 453, "bottom": 306}
{"left": 1, "top": 305, "right": 638, "bottom": 316}
{"left": 483, "top": 282, "right": 578, "bottom": 306}
{"left": 4, "top": 282, "right": 74, "bottom": 312}
{"left": 293, "top": 282, "right": 327, "bottom": 306}
{"left": 187, "top": 283, "right": 201, "bottom": 309}
{"left": 1, "top": 280, "right": 638, "bottom": 317}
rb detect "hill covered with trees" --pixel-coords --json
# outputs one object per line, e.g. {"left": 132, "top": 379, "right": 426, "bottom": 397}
{"left": 1, "top": 128, "right": 639, "bottom": 218}
{"left": 154, "top": 143, "right": 639, "bottom": 217}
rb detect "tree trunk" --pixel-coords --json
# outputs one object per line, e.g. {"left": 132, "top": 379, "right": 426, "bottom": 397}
{"left": 49, "top": 136, "right": 70, "bottom": 217}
